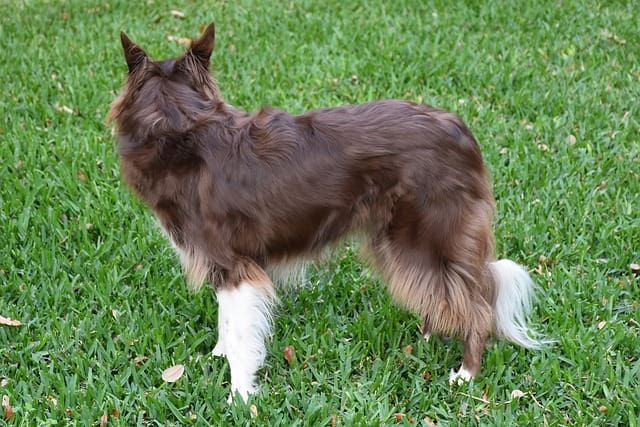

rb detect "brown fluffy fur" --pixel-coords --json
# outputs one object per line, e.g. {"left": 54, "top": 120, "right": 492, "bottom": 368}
{"left": 109, "top": 24, "right": 510, "bottom": 378}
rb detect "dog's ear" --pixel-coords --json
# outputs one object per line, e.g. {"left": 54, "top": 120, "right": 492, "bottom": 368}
{"left": 120, "top": 32, "right": 148, "bottom": 74}
{"left": 189, "top": 23, "right": 215, "bottom": 68}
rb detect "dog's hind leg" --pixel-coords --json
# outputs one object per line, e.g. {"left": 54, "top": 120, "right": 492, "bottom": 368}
{"left": 214, "top": 262, "right": 277, "bottom": 402}
{"left": 371, "top": 196, "right": 496, "bottom": 384}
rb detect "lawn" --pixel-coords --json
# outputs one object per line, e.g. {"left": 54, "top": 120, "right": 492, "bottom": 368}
{"left": 0, "top": 0, "right": 638, "bottom": 425}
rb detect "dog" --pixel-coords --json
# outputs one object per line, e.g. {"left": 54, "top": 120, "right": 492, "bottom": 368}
{"left": 108, "top": 23, "right": 546, "bottom": 401}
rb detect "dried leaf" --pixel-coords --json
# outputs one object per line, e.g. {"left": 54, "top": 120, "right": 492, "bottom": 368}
{"left": 598, "top": 404, "right": 608, "bottom": 413}
{"left": 161, "top": 364, "right": 185, "bottom": 383}
{"left": 510, "top": 389, "right": 524, "bottom": 399}
{"left": 283, "top": 345, "right": 295, "bottom": 366}
{"left": 134, "top": 356, "right": 148, "bottom": 366}
{"left": 567, "top": 134, "right": 577, "bottom": 145}
{"left": 0, "top": 315, "right": 22, "bottom": 327}
{"left": 249, "top": 404, "right": 258, "bottom": 418}
{"left": 112, "top": 409, "right": 120, "bottom": 418}
{"left": 423, "top": 416, "right": 437, "bottom": 426}
{"left": 393, "top": 413, "right": 405, "bottom": 422}
{"left": 597, "top": 321, "right": 606, "bottom": 330}
{"left": 111, "top": 309, "right": 118, "bottom": 320}
{"left": 170, "top": 10, "right": 185, "bottom": 18}
{"left": 403, "top": 344, "right": 413, "bottom": 354}
{"left": 99, "top": 413, "right": 108, "bottom": 427}
{"left": 46, "top": 395, "right": 58, "bottom": 407}
{"left": 2, "top": 395, "right": 13, "bottom": 421}
{"left": 55, "top": 104, "right": 74, "bottom": 114}
{"left": 423, "top": 371, "right": 431, "bottom": 381}
{"left": 77, "top": 171, "right": 87, "bottom": 182}
{"left": 330, "top": 413, "right": 337, "bottom": 427}
{"left": 630, "top": 263, "right": 640, "bottom": 272}
{"left": 177, "top": 38, "right": 191, "bottom": 46}
{"left": 0, "top": 377, "right": 7, "bottom": 387}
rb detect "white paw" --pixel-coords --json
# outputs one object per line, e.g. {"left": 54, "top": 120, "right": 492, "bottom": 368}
{"left": 211, "top": 341, "right": 226, "bottom": 357}
{"left": 449, "top": 366, "right": 473, "bottom": 385}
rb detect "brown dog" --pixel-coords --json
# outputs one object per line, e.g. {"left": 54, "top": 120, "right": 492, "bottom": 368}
{"left": 108, "top": 23, "right": 545, "bottom": 401}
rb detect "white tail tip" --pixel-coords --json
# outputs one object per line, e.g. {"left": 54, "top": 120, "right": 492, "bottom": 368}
{"left": 490, "top": 259, "right": 552, "bottom": 349}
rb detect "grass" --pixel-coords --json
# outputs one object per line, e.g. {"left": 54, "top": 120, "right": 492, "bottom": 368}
{"left": 0, "top": 0, "right": 638, "bottom": 425}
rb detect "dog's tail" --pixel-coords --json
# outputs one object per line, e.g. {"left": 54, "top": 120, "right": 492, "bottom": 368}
{"left": 489, "top": 259, "right": 550, "bottom": 349}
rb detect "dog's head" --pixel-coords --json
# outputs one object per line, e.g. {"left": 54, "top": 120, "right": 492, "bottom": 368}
{"left": 108, "top": 23, "right": 220, "bottom": 133}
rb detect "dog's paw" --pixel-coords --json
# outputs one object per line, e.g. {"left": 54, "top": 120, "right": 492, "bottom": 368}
{"left": 448, "top": 367, "right": 473, "bottom": 385}
{"left": 211, "top": 342, "right": 226, "bottom": 357}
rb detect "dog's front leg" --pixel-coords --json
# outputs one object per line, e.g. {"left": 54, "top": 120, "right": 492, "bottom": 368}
{"left": 214, "top": 279, "right": 277, "bottom": 402}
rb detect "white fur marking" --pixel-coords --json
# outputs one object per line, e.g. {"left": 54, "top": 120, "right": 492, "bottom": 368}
{"left": 158, "top": 222, "right": 209, "bottom": 292}
{"left": 449, "top": 365, "right": 473, "bottom": 385}
{"left": 267, "top": 259, "right": 308, "bottom": 287}
{"left": 216, "top": 282, "right": 276, "bottom": 402}
{"left": 490, "top": 259, "right": 552, "bottom": 349}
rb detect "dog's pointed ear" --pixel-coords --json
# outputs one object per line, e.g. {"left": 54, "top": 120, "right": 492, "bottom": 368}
{"left": 189, "top": 23, "right": 215, "bottom": 67}
{"left": 120, "top": 32, "right": 147, "bottom": 73}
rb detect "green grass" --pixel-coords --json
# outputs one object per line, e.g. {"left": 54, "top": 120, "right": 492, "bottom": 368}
{"left": 1, "top": 0, "right": 638, "bottom": 425}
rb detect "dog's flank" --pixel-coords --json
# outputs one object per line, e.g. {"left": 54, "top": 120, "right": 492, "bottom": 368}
{"left": 109, "top": 23, "right": 547, "bottom": 400}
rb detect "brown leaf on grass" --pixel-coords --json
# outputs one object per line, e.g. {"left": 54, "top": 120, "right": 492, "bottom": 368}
{"left": 597, "top": 321, "right": 606, "bottom": 330}
{"left": 2, "top": 395, "right": 13, "bottom": 420}
{"left": 393, "top": 413, "right": 405, "bottom": 422}
{"left": 424, "top": 416, "right": 437, "bottom": 426}
{"left": 598, "top": 404, "right": 608, "bottom": 413}
{"left": 0, "top": 316, "right": 22, "bottom": 327}
{"left": 283, "top": 345, "right": 295, "bottom": 366}
{"left": 423, "top": 371, "right": 431, "bottom": 381}
{"left": 170, "top": 10, "right": 185, "bottom": 19}
{"left": 403, "top": 344, "right": 413, "bottom": 354}
{"left": 249, "top": 404, "right": 258, "bottom": 418}
{"left": 162, "top": 364, "right": 185, "bottom": 383}
{"left": 330, "top": 413, "right": 337, "bottom": 426}
{"left": 99, "top": 413, "right": 108, "bottom": 427}
{"left": 630, "top": 263, "right": 640, "bottom": 272}
{"left": 77, "top": 171, "right": 87, "bottom": 182}
{"left": 134, "top": 356, "right": 148, "bottom": 366}
{"left": 46, "top": 395, "right": 58, "bottom": 407}
{"left": 112, "top": 409, "right": 120, "bottom": 418}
